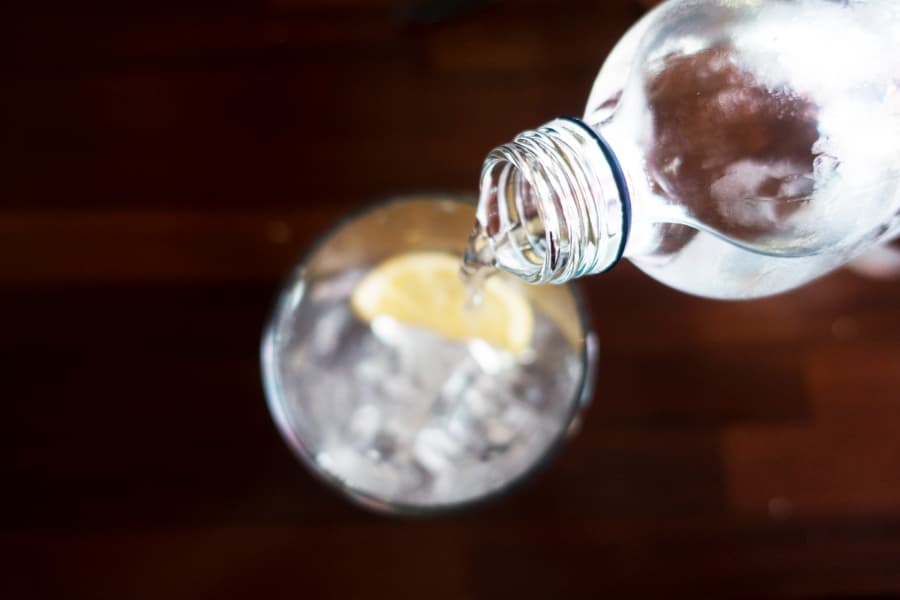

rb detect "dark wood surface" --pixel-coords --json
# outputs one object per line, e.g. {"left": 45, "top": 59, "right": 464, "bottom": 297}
{"left": 4, "top": 1, "right": 900, "bottom": 598}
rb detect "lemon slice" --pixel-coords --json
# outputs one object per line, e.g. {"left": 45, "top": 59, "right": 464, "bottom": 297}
{"left": 350, "top": 251, "right": 534, "bottom": 353}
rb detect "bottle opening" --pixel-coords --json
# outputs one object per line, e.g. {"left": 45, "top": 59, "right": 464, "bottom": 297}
{"left": 464, "top": 155, "right": 549, "bottom": 283}
{"left": 464, "top": 117, "right": 629, "bottom": 285}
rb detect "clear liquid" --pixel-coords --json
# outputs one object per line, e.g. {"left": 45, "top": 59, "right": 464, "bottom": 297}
{"left": 461, "top": 221, "right": 498, "bottom": 308}
{"left": 627, "top": 223, "right": 857, "bottom": 299}
{"left": 270, "top": 266, "right": 583, "bottom": 507}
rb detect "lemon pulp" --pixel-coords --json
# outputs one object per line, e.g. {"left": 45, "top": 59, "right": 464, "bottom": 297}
{"left": 350, "top": 251, "right": 534, "bottom": 353}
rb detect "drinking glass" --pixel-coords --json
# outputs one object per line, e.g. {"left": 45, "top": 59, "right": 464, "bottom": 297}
{"left": 261, "top": 195, "right": 597, "bottom": 515}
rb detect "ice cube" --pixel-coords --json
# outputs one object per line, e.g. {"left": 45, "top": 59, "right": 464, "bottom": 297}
{"left": 468, "top": 339, "right": 516, "bottom": 374}
{"left": 310, "top": 306, "right": 351, "bottom": 358}
{"left": 412, "top": 428, "right": 460, "bottom": 473}
{"left": 348, "top": 404, "right": 381, "bottom": 443}
{"left": 484, "top": 419, "right": 516, "bottom": 447}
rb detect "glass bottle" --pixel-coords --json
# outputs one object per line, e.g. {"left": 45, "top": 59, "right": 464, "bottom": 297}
{"left": 465, "top": 0, "right": 900, "bottom": 299}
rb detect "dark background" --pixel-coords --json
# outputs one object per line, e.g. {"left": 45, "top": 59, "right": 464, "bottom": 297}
{"left": 3, "top": 0, "right": 900, "bottom": 598}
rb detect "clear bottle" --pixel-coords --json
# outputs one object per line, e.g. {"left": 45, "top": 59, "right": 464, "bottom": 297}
{"left": 464, "top": 0, "right": 900, "bottom": 299}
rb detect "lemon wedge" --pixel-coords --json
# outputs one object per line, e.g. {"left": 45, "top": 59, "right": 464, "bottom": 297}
{"left": 350, "top": 251, "right": 534, "bottom": 353}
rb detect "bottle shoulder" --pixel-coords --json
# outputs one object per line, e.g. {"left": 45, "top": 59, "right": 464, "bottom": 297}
{"left": 586, "top": 0, "right": 900, "bottom": 259}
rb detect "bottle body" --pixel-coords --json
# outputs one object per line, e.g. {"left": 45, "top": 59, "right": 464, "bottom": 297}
{"left": 469, "top": 0, "right": 900, "bottom": 299}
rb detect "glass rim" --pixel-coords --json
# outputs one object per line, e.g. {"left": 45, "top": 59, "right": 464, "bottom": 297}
{"left": 260, "top": 193, "right": 598, "bottom": 517}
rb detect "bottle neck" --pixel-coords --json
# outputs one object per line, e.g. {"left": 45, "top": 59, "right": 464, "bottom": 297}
{"left": 472, "top": 117, "right": 631, "bottom": 284}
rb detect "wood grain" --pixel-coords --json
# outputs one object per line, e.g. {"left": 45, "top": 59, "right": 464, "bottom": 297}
{"left": 3, "top": 1, "right": 900, "bottom": 598}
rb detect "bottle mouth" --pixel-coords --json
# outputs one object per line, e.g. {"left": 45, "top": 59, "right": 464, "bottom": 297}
{"left": 473, "top": 117, "right": 630, "bottom": 284}
{"left": 473, "top": 149, "right": 549, "bottom": 282}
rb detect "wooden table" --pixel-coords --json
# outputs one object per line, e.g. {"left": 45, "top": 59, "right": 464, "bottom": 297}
{"left": 4, "top": 1, "right": 900, "bottom": 598}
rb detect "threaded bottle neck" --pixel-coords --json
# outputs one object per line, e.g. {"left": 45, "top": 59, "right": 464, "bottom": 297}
{"left": 472, "top": 117, "right": 630, "bottom": 285}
